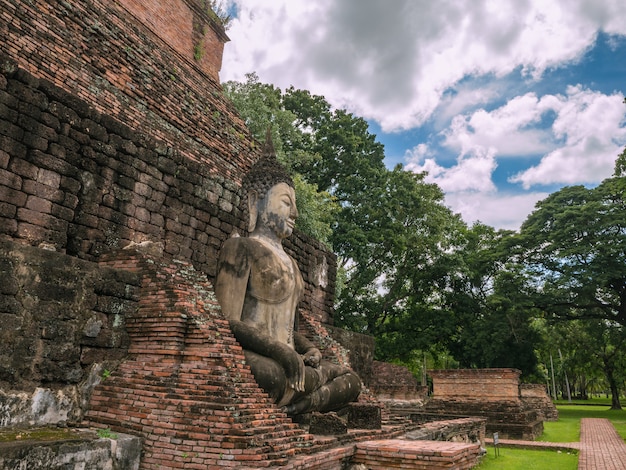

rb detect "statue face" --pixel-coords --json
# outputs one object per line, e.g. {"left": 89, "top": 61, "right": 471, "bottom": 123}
{"left": 258, "top": 182, "right": 298, "bottom": 239}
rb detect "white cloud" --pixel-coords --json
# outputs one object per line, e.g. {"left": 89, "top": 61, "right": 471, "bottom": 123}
{"left": 406, "top": 146, "right": 497, "bottom": 193}
{"left": 222, "top": 0, "right": 626, "bottom": 132}
{"left": 509, "top": 86, "right": 626, "bottom": 188}
{"left": 221, "top": 0, "right": 626, "bottom": 230}
{"left": 444, "top": 191, "right": 550, "bottom": 231}
{"left": 442, "top": 92, "right": 562, "bottom": 157}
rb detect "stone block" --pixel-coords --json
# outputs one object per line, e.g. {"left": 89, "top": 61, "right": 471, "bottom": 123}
{"left": 346, "top": 403, "right": 382, "bottom": 430}
{"left": 308, "top": 412, "right": 348, "bottom": 435}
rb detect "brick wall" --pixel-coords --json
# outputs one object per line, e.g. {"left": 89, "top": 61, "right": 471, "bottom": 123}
{"left": 370, "top": 361, "right": 427, "bottom": 401}
{"left": 0, "top": 0, "right": 338, "bottom": 313}
{"left": 0, "top": 239, "right": 138, "bottom": 392}
{"left": 1, "top": 0, "right": 250, "bottom": 181}
{"left": 120, "top": 0, "right": 229, "bottom": 82}
{"left": 520, "top": 384, "right": 558, "bottom": 421}
{"left": 429, "top": 368, "right": 522, "bottom": 403}
{"left": 85, "top": 246, "right": 315, "bottom": 469}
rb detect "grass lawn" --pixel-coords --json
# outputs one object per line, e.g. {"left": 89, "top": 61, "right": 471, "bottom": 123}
{"left": 542, "top": 403, "right": 626, "bottom": 442}
{"left": 476, "top": 448, "right": 577, "bottom": 470}
{"left": 476, "top": 399, "right": 626, "bottom": 469}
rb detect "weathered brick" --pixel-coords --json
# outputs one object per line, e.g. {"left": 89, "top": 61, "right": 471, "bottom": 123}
{"left": 0, "top": 102, "right": 18, "bottom": 123}
{"left": 0, "top": 135, "right": 27, "bottom": 159}
{"left": 0, "top": 149, "right": 8, "bottom": 169}
{"left": 0, "top": 201, "right": 16, "bottom": 218}
{"left": 0, "top": 168, "right": 21, "bottom": 190}
{"left": 0, "top": 119, "right": 24, "bottom": 141}
{"left": 0, "top": 216, "right": 17, "bottom": 235}
{"left": 17, "top": 207, "right": 67, "bottom": 232}
{"left": 82, "top": 118, "right": 108, "bottom": 142}
{"left": 25, "top": 195, "right": 52, "bottom": 213}
{"left": 0, "top": 184, "right": 27, "bottom": 207}
{"left": 48, "top": 101, "right": 80, "bottom": 126}
{"left": 22, "top": 131, "right": 48, "bottom": 151}
{"left": 16, "top": 221, "right": 66, "bottom": 246}
{"left": 7, "top": 79, "right": 48, "bottom": 109}
{"left": 22, "top": 179, "right": 65, "bottom": 203}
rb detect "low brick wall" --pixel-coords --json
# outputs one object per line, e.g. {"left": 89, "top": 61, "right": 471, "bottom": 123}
{"left": 520, "top": 384, "right": 558, "bottom": 421}
{"left": 353, "top": 439, "right": 482, "bottom": 470}
{"left": 0, "top": 431, "right": 141, "bottom": 470}
{"left": 429, "top": 368, "right": 522, "bottom": 403}
{"left": 425, "top": 369, "right": 545, "bottom": 440}
{"left": 370, "top": 361, "right": 427, "bottom": 400}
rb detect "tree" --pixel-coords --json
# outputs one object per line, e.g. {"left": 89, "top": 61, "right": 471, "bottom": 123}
{"left": 224, "top": 75, "right": 470, "bottom": 362}
{"left": 223, "top": 74, "right": 339, "bottom": 245}
{"left": 334, "top": 166, "right": 465, "bottom": 359}
{"left": 518, "top": 175, "right": 626, "bottom": 405}
{"left": 439, "top": 223, "right": 542, "bottom": 378}
{"left": 518, "top": 178, "right": 626, "bottom": 327}
{"left": 614, "top": 98, "right": 626, "bottom": 177}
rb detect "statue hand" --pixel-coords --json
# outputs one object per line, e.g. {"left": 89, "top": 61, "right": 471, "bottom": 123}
{"left": 284, "top": 349, "right": 306, "bottom": 392}
{"left": 302, "top": 348, "right": 321, "bottom": 368}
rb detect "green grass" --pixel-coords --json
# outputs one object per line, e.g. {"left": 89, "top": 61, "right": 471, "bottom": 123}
{"left": 476, "top": 401, "right": 626, "bottom": 469}
{"left": 540, "top": 404, "right": 626, "bottom": 442}
{"left": 476, "top": 448, "right": 577, "bottom": 470}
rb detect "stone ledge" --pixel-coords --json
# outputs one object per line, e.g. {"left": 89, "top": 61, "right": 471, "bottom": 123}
{"left": 0, "top": 428, "right": 141, "bottom": 470}
{"left": 353, "top": 439, "right": 482, "bottom": 470}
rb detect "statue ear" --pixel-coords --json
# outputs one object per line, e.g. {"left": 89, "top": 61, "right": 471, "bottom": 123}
{"left": 248, "top": 189, "right": 259, "bottom": 232}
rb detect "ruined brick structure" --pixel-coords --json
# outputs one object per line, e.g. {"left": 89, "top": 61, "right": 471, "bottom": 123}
{"left": 423, "top": 369, "right": 544, "bottom": 440}
{"left": 520, "top": 384, "right": 559, "bottom": 422}
{"left": 0, "top": 0, "right": 489, "bottom": 468}
{"left": 369, "top": 361, "right": 428, "bottom": 401}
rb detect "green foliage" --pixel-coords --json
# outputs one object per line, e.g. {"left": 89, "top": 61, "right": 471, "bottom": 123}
{"left": 204, "top": 0, "right": 233, "bottom": 29}
{"left": 615, "top": 146, "right": 626, "bottom": 177}
{"left": 518, "top": 178, "right": 626, "bottom": 326}
{"left": 614, "top": 98, "right": 626, "bottom": 177}
{"left": 96, "top": 428, "right": 118, "bottom": 439}
{"left": 223, "top": 73, "right": 334, "bottom": 245}
{"left": 193, "top": 43, "right": 205, "bottom": 61}
{"left": 432, "top": 223, "right": 542, "bottom": 378}
{"left": 518, "top": 177, "right": 626, "bottom": 406}
{"left": 291, "top": 174, "right": 339, "bottom": 244}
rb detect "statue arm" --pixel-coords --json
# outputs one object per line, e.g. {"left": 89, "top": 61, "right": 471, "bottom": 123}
{"left": 229, "top": 319, "right": 306, "bottom": 392}
{"left": 294, "top": 332, "right": 322, "bottom": 368}
{"left": 215, "top": 238, "right": 250, "bottom": 321}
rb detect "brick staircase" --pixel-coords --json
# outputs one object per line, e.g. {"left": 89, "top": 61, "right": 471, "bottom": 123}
{"left": 84, "top": 247, "right": 313, "bottom": 469}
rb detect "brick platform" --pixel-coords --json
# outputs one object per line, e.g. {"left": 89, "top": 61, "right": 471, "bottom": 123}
{"left": 353, "top": 439, "right": 482, "bottom": 469}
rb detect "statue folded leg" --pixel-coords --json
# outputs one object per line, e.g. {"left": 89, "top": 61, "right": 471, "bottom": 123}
{"left": 243, "top": 350, "right": 360, "bottom": 414}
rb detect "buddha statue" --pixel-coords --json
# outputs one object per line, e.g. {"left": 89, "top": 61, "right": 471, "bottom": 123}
{"left": 215, "top": 141, "right": 361, "bottom": 416}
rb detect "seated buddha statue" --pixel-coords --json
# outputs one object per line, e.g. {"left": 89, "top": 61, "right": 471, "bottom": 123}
{"left": 215, "top": 142, "right": 361, "bottom": 416}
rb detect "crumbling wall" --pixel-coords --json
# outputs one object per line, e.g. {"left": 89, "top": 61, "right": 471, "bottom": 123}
{"left": 0, "top": 0, "right": 338, "bottom": 426}
{"left": 0, "top": 239, "right": 138, "bottom": 427}
{"left": 370, "top": 361, "right": 427, "bottom": 401}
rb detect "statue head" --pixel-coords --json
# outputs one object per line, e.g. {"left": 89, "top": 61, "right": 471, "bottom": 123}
{"left": 243, "top": 132, "right": 297, "bottom": 235}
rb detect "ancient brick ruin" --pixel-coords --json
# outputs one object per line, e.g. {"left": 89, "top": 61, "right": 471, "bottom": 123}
{"left": 0, "top": 0, "right": 491, "bottom": 468}
{"left": 421, "top": 369, "right": 550, "bottom": 440}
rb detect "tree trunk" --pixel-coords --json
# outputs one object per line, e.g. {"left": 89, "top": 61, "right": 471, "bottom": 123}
{"left": 605, "top": 366, "right": 622, "bottom": 410}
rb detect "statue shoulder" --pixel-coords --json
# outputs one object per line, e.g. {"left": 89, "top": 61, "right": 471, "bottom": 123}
{"left": 219, "top": 236, "right": 269, "bottom": 259}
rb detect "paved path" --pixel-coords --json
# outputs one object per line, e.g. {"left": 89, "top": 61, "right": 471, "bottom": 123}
{"left": 486, "top": 418, "right": 626, "bottom": 470}
{"left": 577, "top": 418, "right": 626, "bottom": 470}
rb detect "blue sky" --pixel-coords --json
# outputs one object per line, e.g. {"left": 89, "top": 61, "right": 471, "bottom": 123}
{"left": 220, "top": 1, "right": 626, "bottom": 231}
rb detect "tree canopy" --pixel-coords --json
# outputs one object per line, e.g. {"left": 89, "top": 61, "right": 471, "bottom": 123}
{"left": 517, "top": 177, "right": 626, "bottom": 327}
{"left": 223, "top": 74, "right": 626, "bottom": 401}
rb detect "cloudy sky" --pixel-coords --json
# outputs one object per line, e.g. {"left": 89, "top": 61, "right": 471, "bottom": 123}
{"left": 219, "top": 0, "right": 626, "bottom": 231}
